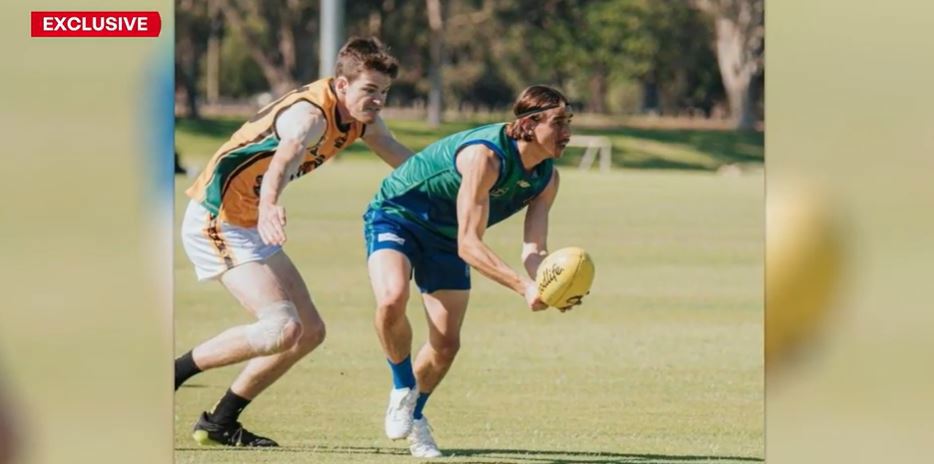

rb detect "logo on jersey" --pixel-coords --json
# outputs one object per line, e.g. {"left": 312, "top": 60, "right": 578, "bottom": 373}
{"left": 378, "top": 232, "right": 406, "bottom": 245}
{"left": 300, "top": 150, "right": 329, "bottom": 173}
{"left": 333, "top": 133, "right": 349, "bottom": 149}
{"left": 253, "top": 175, "right": 264, "bottom": 196}
{"left": 517, "top": 180, "right": 531, "bottom": 188}
{"left": 490, "top": 187, "right": 509, "bottom": 197}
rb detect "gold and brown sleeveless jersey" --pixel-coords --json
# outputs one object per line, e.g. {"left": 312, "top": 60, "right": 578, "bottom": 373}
{"left": 186, "top": 78, "right": 365, "bottom": 227}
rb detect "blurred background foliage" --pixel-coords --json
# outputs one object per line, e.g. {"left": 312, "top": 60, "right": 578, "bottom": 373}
{"left": 176, "top": 0, "right": 763, "bottom": 130}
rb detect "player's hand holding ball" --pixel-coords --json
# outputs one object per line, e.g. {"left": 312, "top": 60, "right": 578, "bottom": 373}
{"left": 523, "top": 282, "right": 549, "bottom": 311}
{"left": 535, "top": 247, "right": 595, "bottom": 312}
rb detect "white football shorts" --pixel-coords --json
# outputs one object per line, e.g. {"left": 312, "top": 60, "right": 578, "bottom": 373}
{"left": 180, "top": 200, "right": 282, "bottom": 281}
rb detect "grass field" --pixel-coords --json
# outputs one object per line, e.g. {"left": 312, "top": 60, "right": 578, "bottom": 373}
{"left": 175, "top": 118, "right": 763, "bottom": 172}
{"left": 174, "top": 119, "right": 763, "bottom": 463}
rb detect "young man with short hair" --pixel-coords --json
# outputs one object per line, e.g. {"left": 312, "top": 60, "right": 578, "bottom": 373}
{"left": 175, "top": 37, "right": 413, "bottom": 447}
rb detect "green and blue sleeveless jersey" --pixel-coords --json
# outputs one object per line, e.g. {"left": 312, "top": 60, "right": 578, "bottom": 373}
{"left": 368, "top": 123, "right": 554, "bottom": 240}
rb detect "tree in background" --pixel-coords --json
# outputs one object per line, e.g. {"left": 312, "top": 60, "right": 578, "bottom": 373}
{"left": 425, "top": 0, "right": 445, "bottom": 127}
{"left": 218, "top": 0, "right": 320, "bottom": 95}
{"left": 176, "top": 0, "right": 211, "bottom": 118}
{"left": 431, "top": 0, "right": 508, "bottom": 111}
{"left": 491, "top": 0, "right": 717, "bottom": 116}
{"left": 345, "top": 0, "right": 427, "bottom": 104}
{"left": 695, "top": 0, "right": 764, "bottom": 129}
{"left": 178, "top": 0, "right": 763, "bottom": 128}
{"left": 641, "top": 0, "right": 724, "bottom": 116}
{"left": 204, "top": 0, "right": 223, "bottom": 105}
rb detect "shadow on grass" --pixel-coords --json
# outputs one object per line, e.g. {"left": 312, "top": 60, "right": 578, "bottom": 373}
{"left": 175, "top": 117, "right": 244, "bottom": 139}
{"left": 394, "top": 124, "right": 764, "bottom": 172}
{"left": 617, "top": 127, "right": 763, "bottom": 162}
{"left": 176, "top": 445, "right": 763, "bottom": 463}
{"left": 178, "top": 383, "right": 208, "bottom": 389}
{"left": 558, "top": 150, "right": 712, "bottom": 172}
{"left": 574, "top": 126, "right": 763, "bottom": 171}
{"left": 175, "top": 117, "right": 764, "bottom": 172}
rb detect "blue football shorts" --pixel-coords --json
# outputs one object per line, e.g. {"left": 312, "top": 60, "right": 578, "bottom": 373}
{"left": 363, "top": 208, "right": 470, "bottom": 293}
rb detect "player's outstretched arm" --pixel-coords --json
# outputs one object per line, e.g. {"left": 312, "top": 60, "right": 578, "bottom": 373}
{"left": 258, "top": 102, "right": 325, "bottom": 245}
{"left": 361, "top": 115, "right": 414, "bottom": 168}
{"left": 522, "top": 168, "right": 560, "bottom": 278}
{"left": 522, "top": 169, "right": 580, "bottom": 312}
{"left": 456, "top": 146, "right": 547, "bottom": 311}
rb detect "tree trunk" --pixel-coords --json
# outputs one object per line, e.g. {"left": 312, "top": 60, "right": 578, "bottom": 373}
{"left": 293, "top": 1, "right": 318, "bottom": 83}
{"left": 205, "top": 0, "right": 221, "bottom": 104}
{"left": 696, "top": 0, "right": 764, "bottom": 130}
{"left": 587, "top": 66, "right": 608, "bottom": 114}
{"left": 641, "top": 70, "right": 660, "bottom": 115}
{"left": 426, "top": 0, "right": 444, "bottom": 128}
{"left": 205, "top": 37, "right": 220, "bottom": 104}
{"left": 175, "top": 32, "right": 201, "bottom": 119}
{"left": 176, "top": 62, "right": 201, "bottom": 120}
{"left": 714, "top": 15, "right": 756, "bottom": 129}
{"left": 278, "top": 6, "right": 297, "bottom": 77}
{"left": 219, "top": 0, "right": 297, "bottom": 95}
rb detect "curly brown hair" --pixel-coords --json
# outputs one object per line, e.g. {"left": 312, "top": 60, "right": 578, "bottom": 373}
{"left": 335, "top": 37, "right": 400, "bottom": 81}
{"left": 505, "top": 85, "right": 569, "bottom": 141}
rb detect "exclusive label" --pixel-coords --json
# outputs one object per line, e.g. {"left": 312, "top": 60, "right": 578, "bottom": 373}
{"left": 31, "top": 11, "right": 162, "bottom": 37}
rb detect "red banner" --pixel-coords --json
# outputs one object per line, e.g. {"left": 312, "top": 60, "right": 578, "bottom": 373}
{"left": 31, "top": 11, "right": 162, "bottom": 38}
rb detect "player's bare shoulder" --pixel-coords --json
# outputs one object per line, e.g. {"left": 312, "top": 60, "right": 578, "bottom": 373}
{"left": 274, "top": 101, "right": 326, "bottom": 145}
{"left": 455, "top": 144, "right": 501, "bottom": 178}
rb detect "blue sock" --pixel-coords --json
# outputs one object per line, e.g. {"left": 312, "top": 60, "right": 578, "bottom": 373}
{"left": 388, "top": 356, "right": 416, "bottom": 389}
{"left": 413, "top": 391, "right": 431, "bottom": 419}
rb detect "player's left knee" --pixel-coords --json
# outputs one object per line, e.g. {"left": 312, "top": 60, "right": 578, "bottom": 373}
{"left": 295, "top": 319, "right": 326, "bottom": 353}
{"left": 245, "top": 301, "right": 302, "bottom": 355}
{"left": 432, "top": 337, "right": 460, "bottom": 362}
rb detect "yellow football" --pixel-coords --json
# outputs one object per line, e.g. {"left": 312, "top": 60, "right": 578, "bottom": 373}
{"left": 536, "top": 247, "right": 595, "bottom": 309}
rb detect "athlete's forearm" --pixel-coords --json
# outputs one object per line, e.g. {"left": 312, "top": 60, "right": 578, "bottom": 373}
{"left": 521, "top": 185, "right": 553, "bottom": 279}
{"left": 259, "top": 139, "right": 303, "bottom": 206}
{"left": 385, "top": 139, "right": 414, "bottom": 167}
{"left": 459, "top": 238, "right": 529, "bottom": 296}
{"left": 372, "top": 136, "right": 414, "bottom": 168}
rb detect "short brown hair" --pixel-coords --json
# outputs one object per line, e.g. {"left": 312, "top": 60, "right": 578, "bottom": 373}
{"left": 506, "top": 85, "right": 570, "bottom": 141}
{"left": 334, "top": 37, "right": 400, "bottom": 81}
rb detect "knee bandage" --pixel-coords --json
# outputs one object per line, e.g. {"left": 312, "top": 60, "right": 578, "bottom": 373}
{"left": 245, "top": 301, "right": 301, "bottom": 354}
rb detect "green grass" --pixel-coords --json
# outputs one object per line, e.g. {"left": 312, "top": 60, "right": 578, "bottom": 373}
{"left": 174, "top": 117, "right": 763, "bottom": 172}
{"left": 173, "top": 148, "right": 763, "bottom": 462}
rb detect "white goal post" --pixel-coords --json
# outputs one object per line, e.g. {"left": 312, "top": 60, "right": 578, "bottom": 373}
{"left": 570, "top": 135, "right": 612, "bottom": 172}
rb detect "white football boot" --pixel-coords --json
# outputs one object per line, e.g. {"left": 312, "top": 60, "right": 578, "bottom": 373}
{"left": 408, "top": 416, "right": 442, "bottom": 458}
{"left": 385, "top": 387, "right": 419, "bottom": 440}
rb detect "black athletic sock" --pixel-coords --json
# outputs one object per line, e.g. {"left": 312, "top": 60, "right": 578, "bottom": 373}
{"left": 208, "top": 389, "right": 252, "bottom": 425}
{"left": 174, "top": 350, "right": 202, "bottom": 390}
